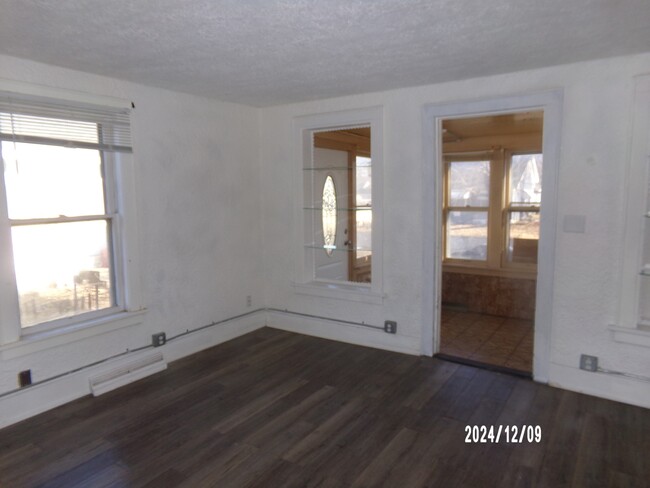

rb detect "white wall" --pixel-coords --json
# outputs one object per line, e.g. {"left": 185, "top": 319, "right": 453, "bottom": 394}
{"left": 0, "top": 55, "right": 265, "bottom": 424}
{"left": 2, "top": 51, "right": 650, "bottom": 426}
{"left": 259, "top": 52, "right": 650, "bottom": 407}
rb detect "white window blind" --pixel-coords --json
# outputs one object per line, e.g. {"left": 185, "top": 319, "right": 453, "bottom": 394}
{"left": 0, "top": 91, "right": 132, "bottom": 153}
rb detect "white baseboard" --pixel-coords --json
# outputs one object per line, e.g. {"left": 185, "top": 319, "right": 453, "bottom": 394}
{"left": 0, "top": 310, "right": 266, "bottom": 429}
{"left": 163, "top": 310, "right": 265, "bottom": 362}
{"left": 6, "top": 309, "right": 646, "bottom": 430}
{"left": 265, "top": 309, "right": 421, "bottom": 356}
{"left": 548, "top": 362, "right": 650, "bottom": 409}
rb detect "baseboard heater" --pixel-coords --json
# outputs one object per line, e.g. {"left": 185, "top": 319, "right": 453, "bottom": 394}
{"left": 88, "top": 351, "right": 167, "bottom": 396}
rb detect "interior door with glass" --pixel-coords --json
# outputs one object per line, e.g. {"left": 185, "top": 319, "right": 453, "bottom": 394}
{"left": 312, "top": 127, "right": 372, "bottom": 283}
{"left": 313, "top": 146, "right": 349, "bottom": 281}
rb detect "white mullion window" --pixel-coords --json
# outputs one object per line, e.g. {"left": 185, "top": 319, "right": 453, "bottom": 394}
{"left": 610, "top": 74, "right": 650, "bottom": 346}
{"left": 503, "top": 152, "right": 543, "bottom": 268}
{"left": 0, "top": 90, "right": 133, "bottom": 337}
{"left": 444, "top": 159, "right": 491, "bottom": 263}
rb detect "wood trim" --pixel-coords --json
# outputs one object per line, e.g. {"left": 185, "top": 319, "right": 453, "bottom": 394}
{"left": 347, "top": 148, "right": 356, "bottom": 281}
{"left": 314, "top": 130, "right": 370, "bottom": 155}
{"left": 442, "top": 263, "right": 537, "bottom": 280}
{"left": 313, "top": 136, "right": 356, "bottom": 153}
{"left": 443, "top": 132, "right": 542, "bottom": 153}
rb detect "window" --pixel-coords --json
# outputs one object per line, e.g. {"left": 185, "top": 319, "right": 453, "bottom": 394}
{"left": 505, "top": 153, "right": 542, "bottom": 265}
{"left": 322, "top": 175, "right": 337, "bottom": 255}
{"left": 0, "top": 90, "right": 135, "bottom": 337}
{"left": 445, "top": 160, "right": 490, "bottom": 261}
{"left": 310, "top": 129, "right": 373, "bottom": 283}
{"left": 294, "top": 106, "right": 383, "bottom": 300}
{"left": 613, "top": 74, "right": 650, "bottom": 344}
{"left": 443, "top": 152, "right": 543, "bottom": 272}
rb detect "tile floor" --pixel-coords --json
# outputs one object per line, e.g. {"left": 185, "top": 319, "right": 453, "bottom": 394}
{"left": 439, "top": 308, "right": 533, "bottom": 374}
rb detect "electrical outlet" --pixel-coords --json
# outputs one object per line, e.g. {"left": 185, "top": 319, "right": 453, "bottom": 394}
{"left": 152, "top": 332, "right": 166, "bottom": 347}
{"left": 384, "top": 320, "right": 397, "bottom": 334}
{"left": 18, "top": 370, "right": 32, "bottom": 387}
{"left": 580, "top": 354, "right": 598, "bottom": 372}
{"left": 246, "top": 295, "right": 252, "bottom": 307}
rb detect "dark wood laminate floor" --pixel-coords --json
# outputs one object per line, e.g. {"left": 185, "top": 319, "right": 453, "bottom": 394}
{"left": 1, "top": 328, "right": 648, "bottom": 488}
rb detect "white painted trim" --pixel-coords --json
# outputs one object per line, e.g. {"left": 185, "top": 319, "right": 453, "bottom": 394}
{"left": 0, "top": 310, "right": 146, "bottom": 360}
{"left": 548, "top": 362, "right": 650, "bottom": 409}
{"left": 421, "top": 90, "right": 564, "bottom": 384}
{"left": 0, "top": 310, "right": 266, "bottom": 429}
{"left": 293, "top": 106, "right": 384, "bottom": 297}
{"left": 616, "top": 74, "right": 650, "bottom": 333}
{"left": 608, "top": 324, "right": 650, "bottom": 348}
{"left": 291, "top": 280, "right": 385, "bottom": 304}
{"left": 0, "top": 78, "right": 131, "bottom": 109}
{"left": 162, "top": 310, "right": 265, "bottom": 362}
{"left": 266, "top": 309, "right": 420, "bottom": 355}
{"left": 0, "top": 144, "right": 20, "bottom": 344}
{"left": 114, "top": 151, "right": 145, "bottom": 312}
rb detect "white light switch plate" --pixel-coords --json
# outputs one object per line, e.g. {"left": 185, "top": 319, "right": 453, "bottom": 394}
{"left": 563, "top": 214, "right": 586, "bottom": 233}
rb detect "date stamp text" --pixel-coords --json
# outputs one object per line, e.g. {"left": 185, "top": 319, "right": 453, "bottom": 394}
{"left": 464, "top": 425, "right": 542, "bottom": 443}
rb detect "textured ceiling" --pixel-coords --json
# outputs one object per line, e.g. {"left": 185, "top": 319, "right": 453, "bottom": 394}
{"left": 1, "top": 1, "right": 649, "bottom": 107}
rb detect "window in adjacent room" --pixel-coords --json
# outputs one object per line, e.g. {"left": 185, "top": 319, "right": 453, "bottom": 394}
{"left": 442, "top": 152, "right": 543, "bottom": 272}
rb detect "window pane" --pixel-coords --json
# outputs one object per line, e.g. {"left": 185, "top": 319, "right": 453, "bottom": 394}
{"left": 355, "top": 208, "right": 372, "bottom": 258}
{"left": 446, "top": 211, "right": 488, "bottom": 260}
{"left": 356, "top": 156, "right": 372, "bottom": 207}
{"left": 322, "top": 175, "right": 337, "bottom": 255}
{"left": 12, "top": 220, "right": 113, "bottom": 328}
{"left": 510, "top": 154, "right": 543, "bottom": 205}
{"left": 449, "top": 161, "right": 490, "bottom": 207}
{"left": 506, "top": 211, "right": 540, "bottom": 264}
{"left": 355, "top": 157, "right": 372, "bottom": 260}
{"left": 2, "top": 141, "right": 105, "bottom": 219}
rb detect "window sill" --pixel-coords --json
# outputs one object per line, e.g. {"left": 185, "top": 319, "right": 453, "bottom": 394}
{"left": 0, "top": 309, "right": 147, "bottom": 360}
{"left": 442, "top": 264, "right": 537, "bottom": 280}
{"left": 291, "top": 281, "right": 385, "bottom": 304}
{"left": 608, "top": 324, "right": 650, "bottom": 348}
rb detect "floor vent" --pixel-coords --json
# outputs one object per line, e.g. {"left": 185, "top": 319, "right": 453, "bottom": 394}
{"left": 89, "top": 351, "right": 167, "bottom": 396}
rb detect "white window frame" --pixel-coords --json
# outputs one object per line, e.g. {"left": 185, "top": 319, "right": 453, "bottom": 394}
{"left": 503, "top": 151, "right": 543, "bottom": 271}
{"left": 443, "top": 154, "right": 494, "bottom": 267}
{"left": 292, "top": 106, "right": 384, "bottom": 303}
{"left": 442, "top": 150, "right": 542, "bottom": 276}
{"left": 610, "top": 74, "right": 650, "bottom": 347}
{"left": 0, "top": 81, "right": 144, "bottom": 350}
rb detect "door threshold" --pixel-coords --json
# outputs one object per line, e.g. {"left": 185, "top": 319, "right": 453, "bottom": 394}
{"left": 435, "top": 353, "right": 532, "bottom": 379}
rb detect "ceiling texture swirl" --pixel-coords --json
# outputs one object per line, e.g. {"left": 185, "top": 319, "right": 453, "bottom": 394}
{"left": 1, "top": 0, "right": 649, "bottom": 106}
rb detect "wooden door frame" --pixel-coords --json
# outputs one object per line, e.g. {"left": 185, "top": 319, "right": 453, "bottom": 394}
{"left": 421, "top": 90, "right": 563, "bottom": 383}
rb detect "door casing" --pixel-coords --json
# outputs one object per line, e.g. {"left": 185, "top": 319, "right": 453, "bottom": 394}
{"left": 421, "top": 90, "right": 563, "bottom": 383}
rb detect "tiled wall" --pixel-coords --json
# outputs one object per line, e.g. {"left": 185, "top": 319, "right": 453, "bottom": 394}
{"left": 441, "top": 272, "right": 536, "bottom": 320}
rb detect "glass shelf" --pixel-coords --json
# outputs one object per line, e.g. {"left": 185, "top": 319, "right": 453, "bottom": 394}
{"left": 303, "top": 206, "right": 372, "bottom": 211}
{"left": 302, "top": 166, "right": 372, "bottom": 171}
{"left": 305, "top": 244, "right": 372, "bottom": 253}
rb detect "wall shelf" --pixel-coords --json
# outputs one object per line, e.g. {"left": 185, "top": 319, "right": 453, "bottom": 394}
{"left": 304, "top": 244, "right": 372, "bottom": 253}
{"left": 303, "top": 206, "right": 372, "bottom": 211}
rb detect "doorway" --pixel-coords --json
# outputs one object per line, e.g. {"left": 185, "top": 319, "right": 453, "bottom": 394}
{"left": 437, "top": 112, "right": 543, "bottom": 376}
{"left": 421, "top": 91, "right": 563, "bottom": 382}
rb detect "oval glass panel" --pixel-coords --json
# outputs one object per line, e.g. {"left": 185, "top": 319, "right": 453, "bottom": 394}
{"left": 322, "top": 175, "right": 337, "bottom": 256}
